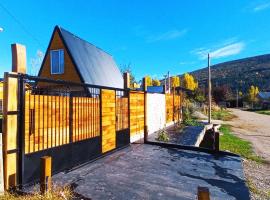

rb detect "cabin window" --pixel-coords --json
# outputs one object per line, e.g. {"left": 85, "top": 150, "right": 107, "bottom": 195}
{"left": 50, "top": 49, "right": 64, "bottom": 74}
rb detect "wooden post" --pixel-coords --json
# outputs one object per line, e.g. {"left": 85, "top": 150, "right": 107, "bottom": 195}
{"left": 0, "top": 133, "right": 4, "bottom": 193}
{"left": 11, "top": 44, "right": 27, "bottom": 74}
{"left": 143, "top": 77, "right": 148, "bottom": 143}
{"left": 198, "top": 187, "right": 210, "bottom": 200}
{"left": 214, "top": 131, "right": 219, "bottom": 152}
{"left": 123, "top": 72, "right": 130, "bottom": 89}
{"left": 173, "top": 87, "right": 175, "bottom": 122}
{"left": 208, "top": 53, "right": 212, "bottom": 124}
{"left": 40, "top": 156, "right": 52, "bottom": 194}
{"left": 3, "top": 72, "right": 19, "bottom": 189}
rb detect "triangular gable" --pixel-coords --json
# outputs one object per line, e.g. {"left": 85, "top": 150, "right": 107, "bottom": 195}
{"left": 38, "top": 26, "right": 124, "bottom": 89}
{"left": 38, "top": 26, "right": 83, "bottom": 84}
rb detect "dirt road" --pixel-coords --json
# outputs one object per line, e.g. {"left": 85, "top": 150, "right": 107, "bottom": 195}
{"left": 228, "top": 108, "right": 270, "bottom": 163}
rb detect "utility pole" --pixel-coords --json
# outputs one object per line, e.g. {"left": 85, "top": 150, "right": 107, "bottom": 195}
{"left": 208, "top": 53, "right": 212, "bottom": 124}
{"left": 164, "top": 74, "right": 167, "bottom": 93}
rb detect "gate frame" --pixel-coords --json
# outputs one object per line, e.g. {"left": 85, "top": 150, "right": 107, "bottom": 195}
{"left": 3, "top": 72, "right": 130, "bottom": 189}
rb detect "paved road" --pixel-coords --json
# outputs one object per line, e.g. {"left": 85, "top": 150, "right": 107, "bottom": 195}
{"left": 228, "top": 109, "right": 270, "bottom": 163}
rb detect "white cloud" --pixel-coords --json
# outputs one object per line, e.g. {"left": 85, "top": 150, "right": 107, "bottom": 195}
{"left": 210, "top": 42, "right": 245, "bottom": 59}
{"left": 191, "top": 40, "right": 245, "bottom": 60}
{"left": 179, "top": 61, "right": 197, "bottom": 66}
{"left": 147, "top": 29, "right": 188, "bottom": 42}
{"left": 253, "top": 2, "right": 270, "bottom": 12}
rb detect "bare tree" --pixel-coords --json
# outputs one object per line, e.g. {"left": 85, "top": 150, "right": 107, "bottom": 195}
{"left": 29, "top": 50, "right": 44, "bottom": 76}
{"left": 120, "top": 63, "right": 137, "bottom": 88}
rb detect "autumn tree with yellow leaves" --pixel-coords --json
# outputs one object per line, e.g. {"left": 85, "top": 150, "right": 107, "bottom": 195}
{"left": 171, "top": 76, "right": 180, "bottom": 87}
{"left": 152, "top": 79, "right": 161, "bottom": 86}
{"left": 183, "top": 73, "right": 198, "bottom": 91}
{"left": 248, "top": 85, "right": 259, "bottom": 108}
{"left": 144, "top": 76, "right": 153, "bottom": 86}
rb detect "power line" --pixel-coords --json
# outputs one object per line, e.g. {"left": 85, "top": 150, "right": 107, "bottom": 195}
{"left": 0, "top": 2, "right": 45, "bottom": 48}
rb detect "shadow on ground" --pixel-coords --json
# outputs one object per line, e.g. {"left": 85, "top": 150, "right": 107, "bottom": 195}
{"left": 49, "top": 144, "right": 249, "bottom": 200}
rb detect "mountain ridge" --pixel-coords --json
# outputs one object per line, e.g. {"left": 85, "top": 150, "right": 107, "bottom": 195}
{"left": 185, "top": 53, "right": 270, "bottom": 93}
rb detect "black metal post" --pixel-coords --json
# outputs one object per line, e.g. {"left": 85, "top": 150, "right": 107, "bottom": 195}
{"left": 144, "top": 91, "right": 148, "bottom": 143}
{"left": 99, "top": 89, "right": 103, "bottom": 153}
{"left": 17, "top": 74, "right": 25, "bottom": 187}
{"left": 69, "top": 93, "right": 73, "bottom": 143}
{"left": 127, "top": 89, "right": 131, "bottom": 144}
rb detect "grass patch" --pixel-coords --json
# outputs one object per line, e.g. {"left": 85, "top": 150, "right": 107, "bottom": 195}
{"left": 0, "top": 185, "right": 73, "bottom": 200}
{"left": 219, "top": 124, "right": 263, "bottom": 163}
{"left": 183, "top": 118, "right": 203, "bottom": 127}
{"left": 255, "top": 110, "right": 270, "bottom": 115}
{"left": 211, "top": 109, "right": 236, "bottom": 121}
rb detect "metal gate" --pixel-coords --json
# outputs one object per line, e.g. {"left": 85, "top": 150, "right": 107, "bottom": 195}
{"left": 3, "top": 73, "right": 130, "bottom": 187}
{"left": 115, "top": 90, "right": 129, "bottom": 148}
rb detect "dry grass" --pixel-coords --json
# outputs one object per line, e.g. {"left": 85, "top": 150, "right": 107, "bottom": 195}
{"left": 211, "top": 109, "right": 236, "bottom": 121}
{"left": 0, "top": 185, "right": 73, "bottom": 200}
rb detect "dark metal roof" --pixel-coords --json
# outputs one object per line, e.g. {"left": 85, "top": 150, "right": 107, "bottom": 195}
{"left": 135, "top": 86, "right": 164, "bottom": 93}
{"left": 146, "top": 86, "right": 164, "bottom": 93}
{"left": 58, "top": 26, "right": 123, "bottom": 89}
{"left": 258, "top": 92, "right": 270, "bottom": 100}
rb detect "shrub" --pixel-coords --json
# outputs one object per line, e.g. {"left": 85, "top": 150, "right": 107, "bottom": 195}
{"left": 183, "top": 118, "right": 202, "bottom": 126}
{"left": 156, "top": 129, "right": 169, "bottom": 142}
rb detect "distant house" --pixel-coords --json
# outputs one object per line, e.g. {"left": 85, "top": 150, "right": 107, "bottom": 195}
{"left": 257, "top": 91, "right": 270, "bottom": 109}
{"left": 38, "top": 26, "right": 123, "bottom": 89}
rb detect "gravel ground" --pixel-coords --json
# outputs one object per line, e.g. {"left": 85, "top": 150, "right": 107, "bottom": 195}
{"left": 243, "top": 159, "right": 270, "bottom": 200}
{"left": 227, "top": 108, "right": 270, "bottom": 163}
{"left": 226, "top": 109, "right": 270, "bottom": 199}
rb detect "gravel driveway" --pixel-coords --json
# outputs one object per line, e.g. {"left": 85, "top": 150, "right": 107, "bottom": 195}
{"left": 227, "top": 108, "right": 270, "bottom": 163}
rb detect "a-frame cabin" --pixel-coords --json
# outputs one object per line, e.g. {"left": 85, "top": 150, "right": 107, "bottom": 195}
{"left": 38, "top": 26, "right": 123, "bottom": 89}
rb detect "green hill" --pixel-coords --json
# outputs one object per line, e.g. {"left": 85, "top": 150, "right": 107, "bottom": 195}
{"left": 187, "top": 54, "right": 270, "bottom": 94}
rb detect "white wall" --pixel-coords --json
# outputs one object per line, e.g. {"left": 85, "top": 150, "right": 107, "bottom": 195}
{"left": 147, "top": 93, "right": 166, "bottom": 134}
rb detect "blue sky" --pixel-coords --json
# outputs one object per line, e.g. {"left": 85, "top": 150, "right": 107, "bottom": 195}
{"left": 1, "top": 0, "right": 270, "bottom": 80}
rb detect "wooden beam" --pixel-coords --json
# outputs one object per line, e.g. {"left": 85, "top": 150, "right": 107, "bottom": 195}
{"left": 40, "top": 156, "right": 52, "bottom": 194}
{"left": 11, "top": 44, "right": 26, "bottom": 74}
{"left": 123, "top": 72, "right": 130, "bottom": 89}
{"left": 2, "top": 73, "right": 19, "bottom": 189}
{"left": 197, "top": 187, "right": 210, "bottom": 200}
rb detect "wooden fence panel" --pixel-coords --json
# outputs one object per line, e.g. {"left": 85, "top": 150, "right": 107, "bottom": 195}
{"left": 116, "top": 97, "right": 128, "bottom": 131}
{"left": 166, "top": 94, "right": 173, "bottom": 123}
{"left": 174, "top": 94, "right": 181, "bottom": 121}
{"left": 166, "top": 93, "right": 182, "bottom": 123}
{"left": 72, "top": 96, "right": 100, "bottom": 142}
{"left": 101, "top": 89, "right": 116, "bottom": 153}
{"left": 0, "top": 83, "right": 3, "bottom": 114}
{"left": 25, "top": 93, "right": 70, "bottom": 153}
{"left": 129, "top": 91, "right": 144, "bottom": 141}
{"left": 25, "top": 93, "right": 100, "bottom": 154}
